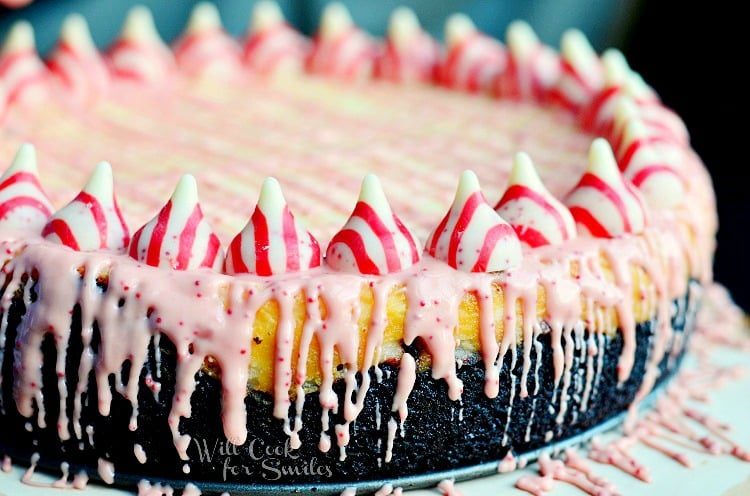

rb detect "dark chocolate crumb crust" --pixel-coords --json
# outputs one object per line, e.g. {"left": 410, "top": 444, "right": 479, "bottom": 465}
{"left": 0, "top": 282, "right": 698, "bottom": 494}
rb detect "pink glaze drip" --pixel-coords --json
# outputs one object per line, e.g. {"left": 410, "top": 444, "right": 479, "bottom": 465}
{"left": 437, "top": 478, "right": 465, "bottom": 496}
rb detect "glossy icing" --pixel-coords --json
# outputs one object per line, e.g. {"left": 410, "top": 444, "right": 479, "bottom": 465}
{"left": 0, "top": 3, "right": 720, "bottom": 491}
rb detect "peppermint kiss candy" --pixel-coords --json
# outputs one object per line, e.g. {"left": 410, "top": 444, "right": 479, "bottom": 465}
{"left": 375, "top": 7, "right": 439, "bottom": 83}
{"left": 0, "top": 21, "right": 49, "bottom": 104}
{"left": 0, "top": 144, "right": 53, "bottom": 232}
{"left": 617, "top": 118, "right": 686, "bottom": 209}
{"left": 306, "top": 3, "right": 378, "bottom": 80}
{"left": 42, "top": 162, "right": 130, "bottom": 252}
{"left": 440, "top": 14, "right": 507, "bottom": 93}
{"left": 327, "top": 175, "right": 421, "bottom": 275}
{"left": 578, "top": 49, "right": 659, "bottom": 135}
{"left": 107, "top": 6, "right": 175, "bottom": 84}
{"left": 426, "top": 171, "right": 521, "bottom": 273}
{"left": 548, "top": 29, "right": 603, "bottom": 113}
{"left": 46, "top": 14, "right": 110, "bottom": 102}
{"left": 495, "top": 152, "right": 576, "bottom": 247}
{"left": 243, "top": 1, "right": 310, "bottom": 75}
{"left": 565, "top": 139, "right": 647, "bottom": 238}
{"left": 173, "top": 2, "right": 241, "bottom": 78}
{"left": 493, "top": 21, "right": 559, "bottom": 101}
{"left": 610, "top": 91, "right": 689, "bottom": 152}
{"left": 129, "top": 175, "right": 223, "bottom": 271}
{"left": 225, "top": 177, "right": 321, "bottom": 276}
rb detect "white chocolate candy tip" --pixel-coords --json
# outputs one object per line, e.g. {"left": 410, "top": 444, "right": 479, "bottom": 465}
{"left": 257, "top": 176, "right": 286, "bottom": 212}
{"left": 2, "top": 21, "right": 35, "bottom": 55}
{"left": 187, "top": 2, "right": 223, "bottom": 34}
{"left": 601, "top": 48, "right": 629, "bottom": 85}
{"left": 389, "top": 7, "right": 419, "bottom": 35}
{"left": 171, "top": 174, "right": 199, "bottom": 205}
{"left": 388, "top": 7, "right": 421, "bottom": 48}
{"left": 506, "top": 20, "right": 538, "bottom": 56}
{"left": 251, "top": 0, "right": 285, "bottom": 32}
{"left": 588, "top": 138, "right": 622, "bottom": 180}
{"left": 359, "top": 173, "right": 387, "bottom": 206}
{"left": 560, "top": 28, "right": 595, "bottom": 60}
{"left": 509, "top": 151, "right": 544, "bottom": 189}
{"left": 60, "top": 14, "right": 97, "bottom": 51}
{"left": 444, "top": 13, "right": 476, "bottom": 48}
{"left": 3, "top": 143, "right": 38, "bottom": 178}
{"left": 83, "top": 161, "right": 114, "bottom": 196}
{"left": 122, "top": 5, "right": 162, "bottom": 43}
{"left": 455, "top": 169, "right": 481, "bottom": 205}
{"left": 320, "top": 2, "right": 354, "bottom": 40}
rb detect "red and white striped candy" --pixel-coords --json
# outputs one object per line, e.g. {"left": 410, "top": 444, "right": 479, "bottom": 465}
{"left": 242, "top": 1, "right": 310, "bottom": 75}
{"left": 578, "top": 49, "right": 659, "bottom": 135}
{"left": 426, "top": 171, "right": 521, "bottom": 273}
{"left": 495, "top": 152, "right": 576, "bottom": 247}
{"left": 565, "top": 139, "right": 647, "bottom": 238}
{"left": 106, "top": 6, "right": 175, "bottom": 84}
{"left": 440, "top": 14, "right": 507, "bottom": 93}
{"left": 0, "top": 144, "right": 53, "bottom": 232}
{"left": 0, "top": 21, "right": 49, "bottom": 105}
{"left": 129, "top": 175, "right": 223, "bottom": 271}
{"left": 225, "top": 177, "right": 320, "bottom": 276}
{"left": 548, "top": 29, "right": 603, "bottom": 113}
{"left": 375, "top": 7, "right": 439, "bottom": 83}
{"left": 327, "top": 175, "right": 421, "bottom": 275}
{"left": 42, "top": 162, "right": 129, "bottom": 252}
{"left": 616, "top": 117, "right": 686, "bottom": 209}
{"left": 173, "top": 2, "right": 242, "bottom": 78}
{"left": 46, "top": 14, "right": 110, "bottom": 103}
{"left": 493, "top": 21, "right": 559, "bottom": 101}
{"left": 609, "top": 95, "right": 689, "bottom": 154}
{"left": 306, "top": 3, "right": 378, "bottom": 80}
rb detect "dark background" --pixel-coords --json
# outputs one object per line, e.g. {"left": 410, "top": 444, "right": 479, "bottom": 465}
{"left": 624, "top": 2, "right": 748, "bottom": 311}
{"left": 1, "top": 0, "right": 747, "bottom": 310}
